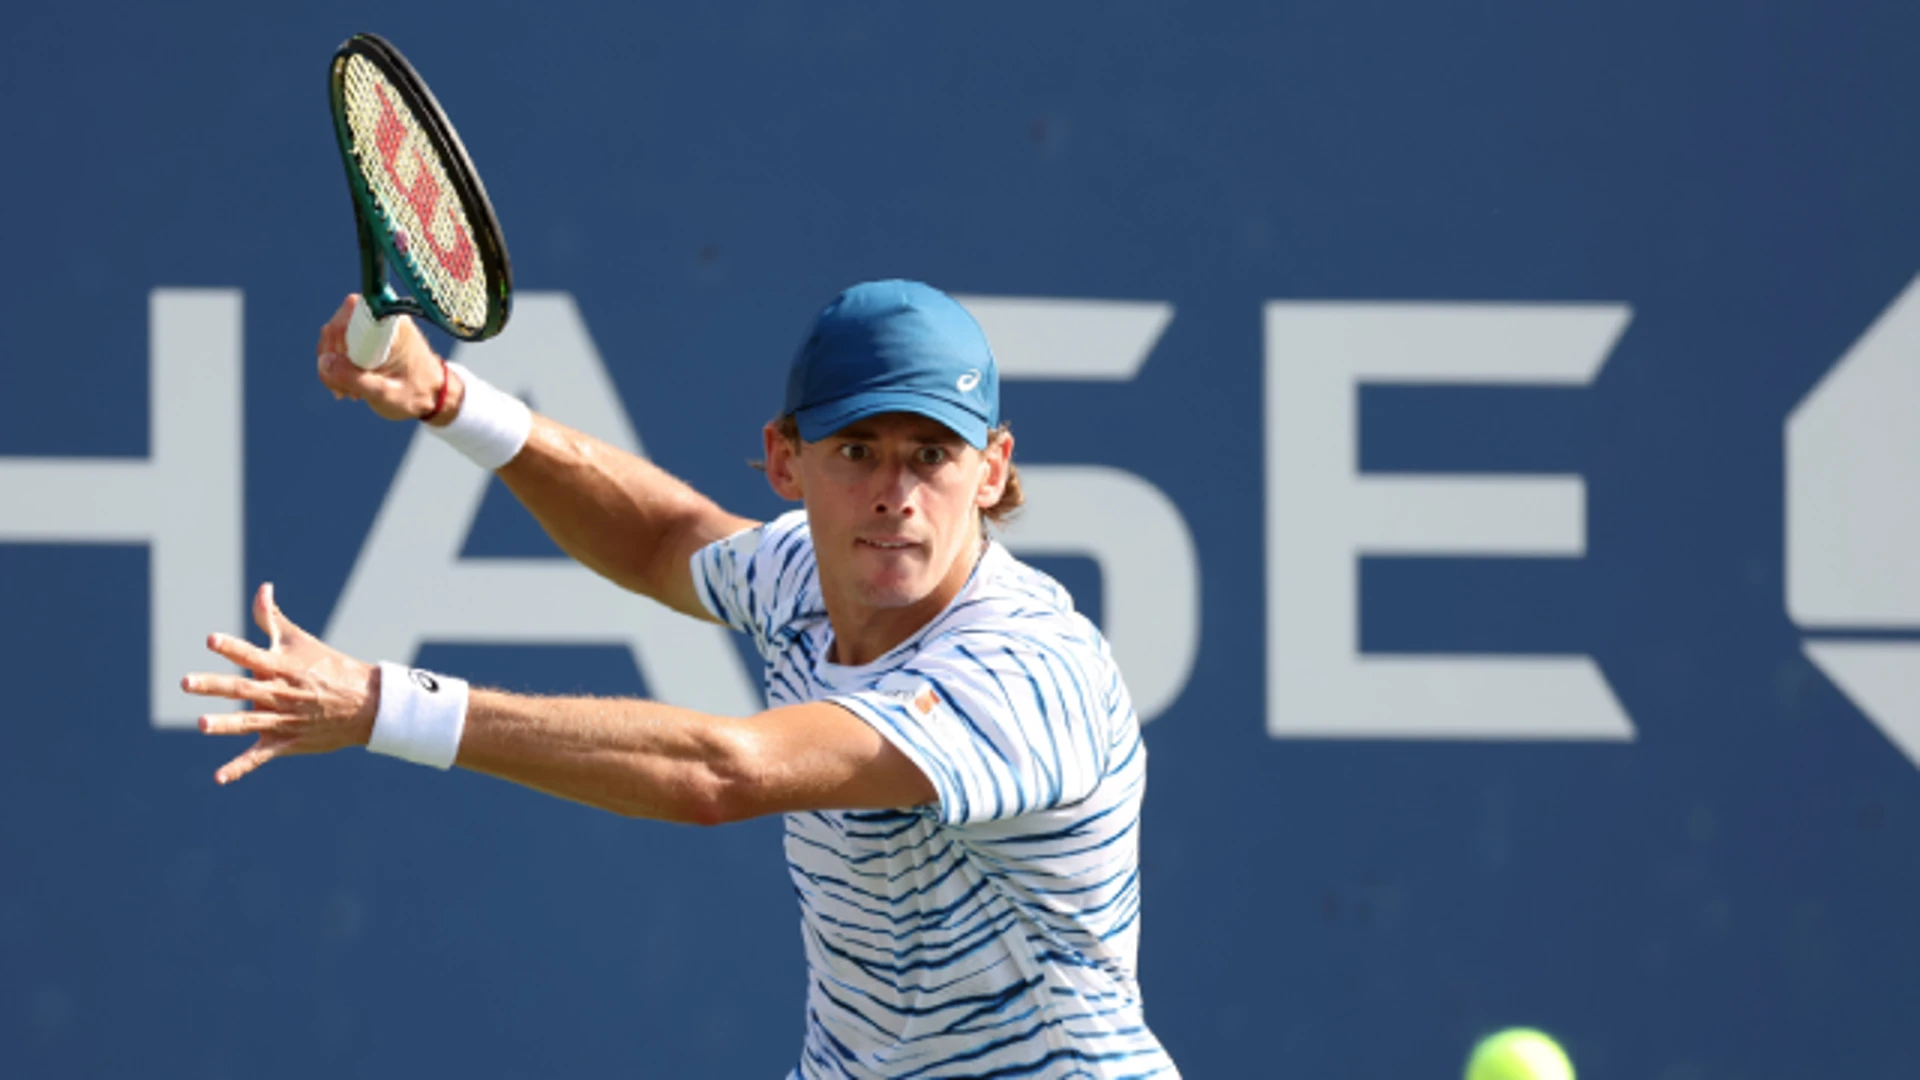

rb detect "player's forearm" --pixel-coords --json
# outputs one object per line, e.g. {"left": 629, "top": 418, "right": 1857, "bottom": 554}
{"left": 454, "top": 686, "right": 756, "bottom": 824}
{"left": 495, "top": 414, "right": 751, "bottom": 612}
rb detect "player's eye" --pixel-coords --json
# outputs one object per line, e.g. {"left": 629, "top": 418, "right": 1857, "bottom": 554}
{"left": 837, "top": 443, "right": 871, "bottom": 462}
{"left": 915, "top": 446, "right": 949, "bottom": 466}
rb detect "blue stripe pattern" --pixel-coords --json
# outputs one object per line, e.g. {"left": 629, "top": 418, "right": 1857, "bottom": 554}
{"left": 693, "top": 513, "right": 1177, "bottom": 1079}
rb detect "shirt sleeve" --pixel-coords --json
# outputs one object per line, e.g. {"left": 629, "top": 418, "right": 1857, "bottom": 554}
{"left": 688, "top": 510, "right": 817, "bottom": 660}
{"left": 831, "top": 631, "right": 1114, "bottom": 826}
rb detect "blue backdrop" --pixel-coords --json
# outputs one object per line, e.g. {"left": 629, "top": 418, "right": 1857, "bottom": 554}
{"left": 4, "top": 3, "right": 1918, "bottom": 1077}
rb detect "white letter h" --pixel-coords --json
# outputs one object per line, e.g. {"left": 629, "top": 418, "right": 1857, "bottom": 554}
{"left": 0, "top": 289, "right": 243, "bottom": 728}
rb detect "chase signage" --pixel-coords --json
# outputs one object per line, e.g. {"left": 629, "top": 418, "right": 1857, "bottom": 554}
{"left": 4, "top": 282, "right": 1917, "bottom": 767}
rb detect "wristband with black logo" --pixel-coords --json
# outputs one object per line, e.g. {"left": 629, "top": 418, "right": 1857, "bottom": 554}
{"left": 367, "top": 661, "right": 470, "bottom": 770}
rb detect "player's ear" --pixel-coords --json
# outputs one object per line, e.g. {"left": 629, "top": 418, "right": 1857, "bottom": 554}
{"left": 764, "top": 421, "right": 804, "bottom": 501}
{"left": 975, "top": 428, "right": 1013, "bottom": 507}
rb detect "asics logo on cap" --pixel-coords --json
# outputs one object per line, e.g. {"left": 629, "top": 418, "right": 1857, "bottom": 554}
{"left": 956, "top": 369, "right": 982, "bottom": 392}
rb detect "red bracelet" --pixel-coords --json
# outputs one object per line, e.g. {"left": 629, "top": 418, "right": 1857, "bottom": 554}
{"left": 419, "top": 357, "right": 451, "bottom": 423}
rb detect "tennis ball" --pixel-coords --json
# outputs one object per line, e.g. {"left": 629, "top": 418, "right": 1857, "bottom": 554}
{"left": 1464, "top": 1028, "right": 1575, "bottom": 1080}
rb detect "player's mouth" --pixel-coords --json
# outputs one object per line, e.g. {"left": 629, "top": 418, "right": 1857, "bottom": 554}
{"left": 857, "top": 536, "right": 921, "bottom": 552}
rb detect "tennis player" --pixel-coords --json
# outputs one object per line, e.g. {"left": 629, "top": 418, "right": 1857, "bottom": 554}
{"left": 184, "top": 279, "right": 1179, "bottom": 1078}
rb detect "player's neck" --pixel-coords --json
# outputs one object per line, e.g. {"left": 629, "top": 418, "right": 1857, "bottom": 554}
{"left": 824, "top": 536, "right": 985, "bottom": 667}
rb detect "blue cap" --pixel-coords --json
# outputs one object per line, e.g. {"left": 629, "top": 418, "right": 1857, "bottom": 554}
{"left": 783, "top": 280, "right": 1000, "bottom": 449}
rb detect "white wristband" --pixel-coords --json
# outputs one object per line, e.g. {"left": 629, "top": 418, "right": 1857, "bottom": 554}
{"left": 367, "top": 661, "right": 470, "bottom": 770}
{"left": 431, "top": 362, "right": 532, "bottom": 470}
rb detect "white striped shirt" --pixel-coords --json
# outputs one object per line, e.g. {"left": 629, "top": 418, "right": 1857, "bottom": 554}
{"left": 692, "top": 510, "right": 1177, "bottom": 1079}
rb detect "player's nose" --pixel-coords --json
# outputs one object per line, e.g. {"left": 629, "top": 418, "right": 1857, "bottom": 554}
{"left": 870, "top": 459, "right": 918, "bottom": 517}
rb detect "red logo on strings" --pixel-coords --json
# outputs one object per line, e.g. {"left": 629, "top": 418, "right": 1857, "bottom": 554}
{"left": 373, "top": 85, "right": 476, "bottom": 283}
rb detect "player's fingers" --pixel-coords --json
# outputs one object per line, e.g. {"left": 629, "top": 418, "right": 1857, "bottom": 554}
{"left": 214, "top": 739, "right": 280, "bottom": 785}
{"left": 323, "top": 345, "right": 435, "bottom": 423}
{"left": 316, "top": 350, "right": 351, "bottom": 400}
{"left": 204, "top": 632, "right": 285, "bottom": 677}
{"left": 260, "top": 582, "right": 313, "bottom": 645}
{"left": 315, "top": 296, "right": 356, "bottom": 387}
{"left": 198, "top": 710, "right": 300, "bottom": 737}
{"left": 321, "top": 294, "right": 355, "bottom": 347}
{"left": 253, "top": 582, "right": 283, "bottom": 650}
{"left": 318, "top": 351, "right": 373, "bottom": 401}
{"left": 180, "top": 670, "right": 312, "bottom": 706}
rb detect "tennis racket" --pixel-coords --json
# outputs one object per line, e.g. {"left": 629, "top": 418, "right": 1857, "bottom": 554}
{"left": 328, "top": 32, "right": 512, "bottom": 369}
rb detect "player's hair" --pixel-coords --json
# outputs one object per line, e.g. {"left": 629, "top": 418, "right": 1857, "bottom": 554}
{"left": 753, "top": 414, "right": 1025, "bottom": 531}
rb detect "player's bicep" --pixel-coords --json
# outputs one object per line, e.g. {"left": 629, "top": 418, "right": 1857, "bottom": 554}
{"left": 740, "top": 702, "right": 938, "bottom": 815}
{"left": 650, "top": 506, "right": 759, "bottom": 623}
{"left": 492, "top": 413, "right": 760, "bottom": 620}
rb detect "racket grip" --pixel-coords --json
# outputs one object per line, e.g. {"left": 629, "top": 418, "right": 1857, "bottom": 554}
{"left": 346, "top": 299, "right": 402, "bottom": 370}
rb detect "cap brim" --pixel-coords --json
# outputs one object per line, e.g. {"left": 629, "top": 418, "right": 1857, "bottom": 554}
{"left": 794, "top": 390, "right": 990, "bottom": 449}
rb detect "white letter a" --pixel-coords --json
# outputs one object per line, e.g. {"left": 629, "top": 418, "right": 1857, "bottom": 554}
{"left": 326, "top": 293, "right": 760, "bottom": 716}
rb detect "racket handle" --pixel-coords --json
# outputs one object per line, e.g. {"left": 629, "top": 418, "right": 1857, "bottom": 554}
{"left": 346, "top": 299, "right": 402, "bottom": 370}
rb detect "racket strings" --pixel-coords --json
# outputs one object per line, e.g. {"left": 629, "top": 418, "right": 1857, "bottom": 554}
{"left": 339, "top": 54, "right": 491, "bottom": 334}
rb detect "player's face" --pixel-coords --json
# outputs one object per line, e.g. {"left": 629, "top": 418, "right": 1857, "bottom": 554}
{"left": 770, "top": 412, "right": 1009, "bottom": 616}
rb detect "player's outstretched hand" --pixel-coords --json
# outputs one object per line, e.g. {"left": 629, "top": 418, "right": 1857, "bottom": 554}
{"left": 314, "top": 294, "right": 457, "bottom": 422}
{"left": 183, "top": 582, "right": 380, "bottom": 785}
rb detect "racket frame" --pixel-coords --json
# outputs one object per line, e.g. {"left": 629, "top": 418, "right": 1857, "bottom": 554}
{"left": 328, "top": 32, "right": 513, "bottom": 346}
